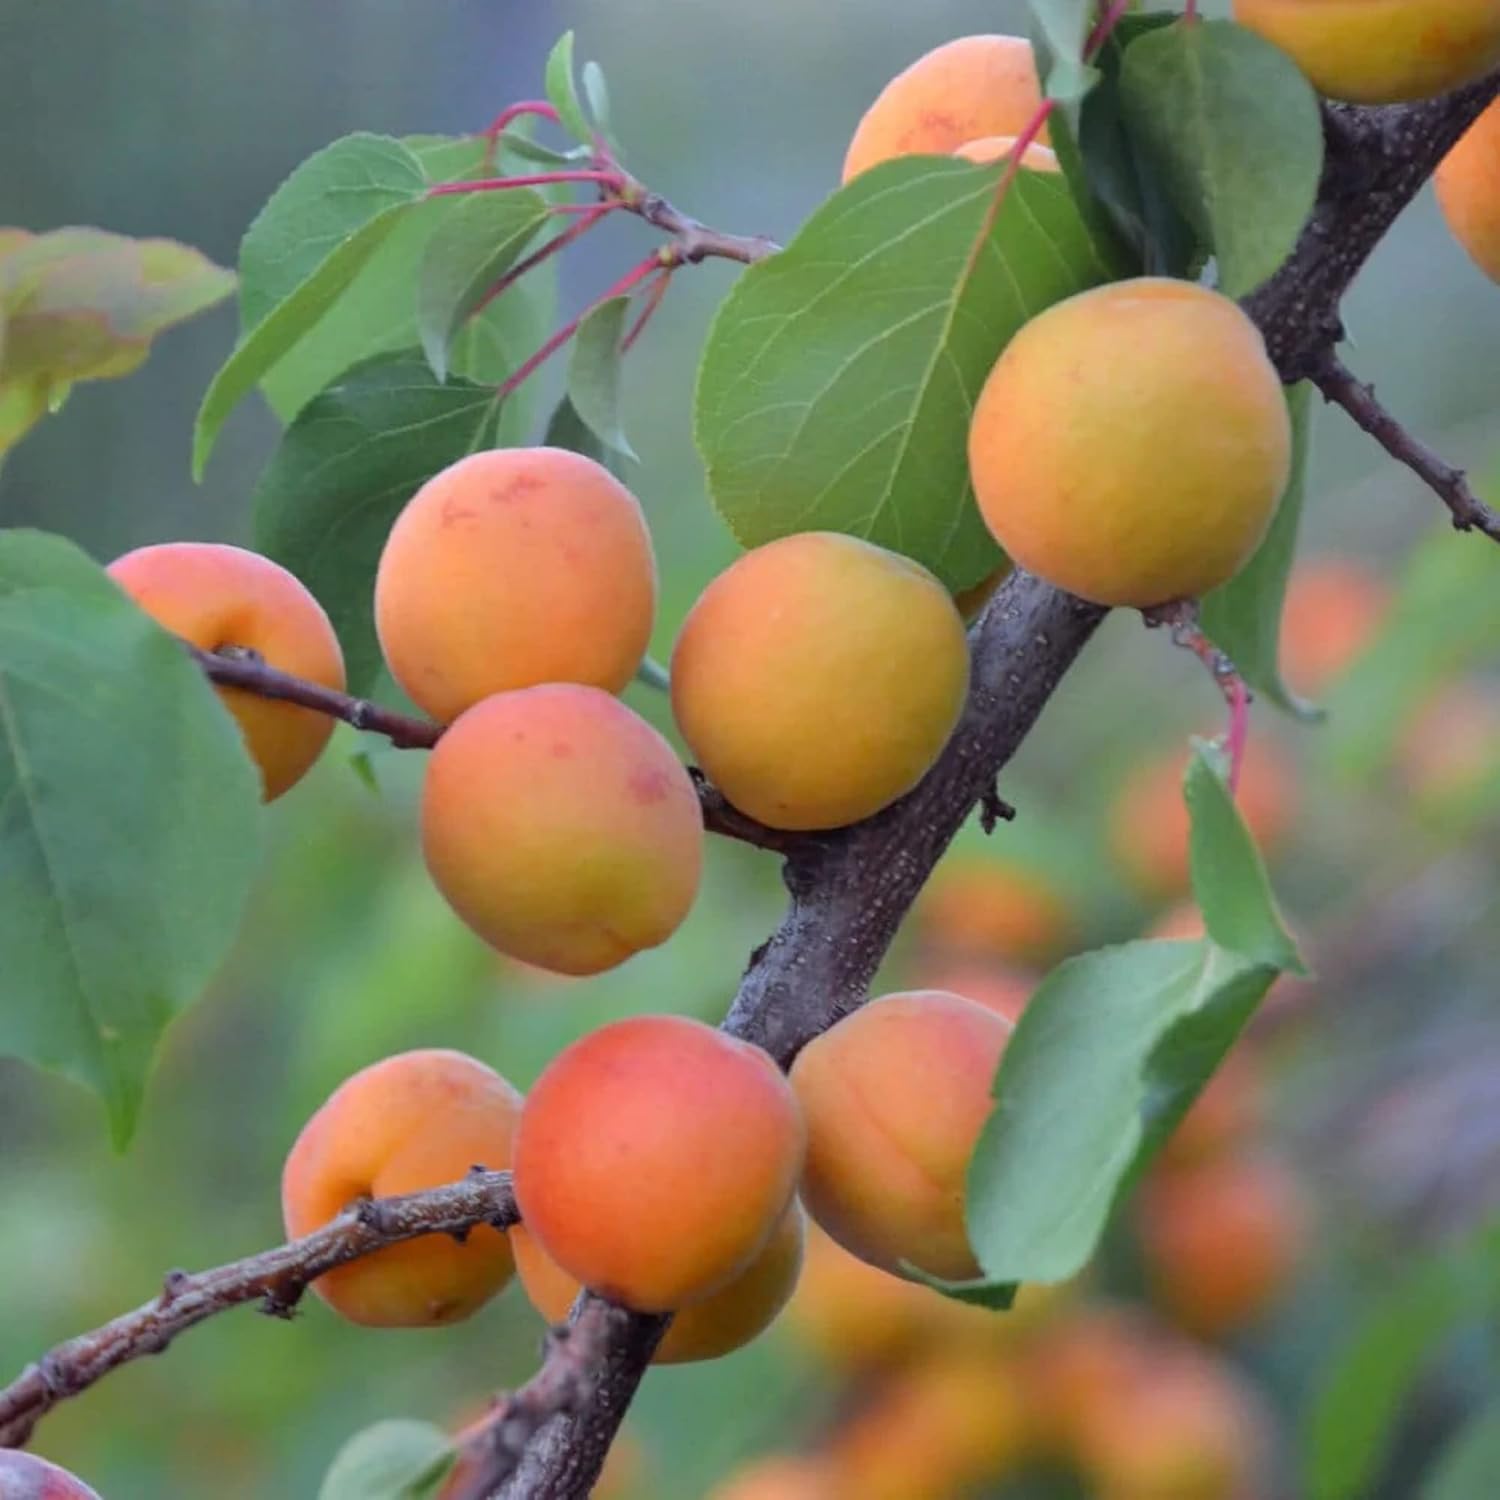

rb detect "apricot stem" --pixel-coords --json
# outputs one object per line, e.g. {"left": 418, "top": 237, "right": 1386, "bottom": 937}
{"left": 481, "top": 99, "right": 564, "bottom": 169}
{"left": 470, "top": 204, "right": 618, "bottom": 320}
{"left": 620, "top": 266, "right": 674, "bottom": 351}
{"left": 1085, "top": 0, "right": 1137, "bottom": 60}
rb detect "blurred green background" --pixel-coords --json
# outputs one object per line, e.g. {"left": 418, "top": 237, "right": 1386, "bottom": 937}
{"left": 3, "top": 3, "right": 1500, "bottom": 1497}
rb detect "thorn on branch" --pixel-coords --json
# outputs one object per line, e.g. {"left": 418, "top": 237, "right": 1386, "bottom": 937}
{"left": 978, "top": 782, "right": 1017, "bottom": 834}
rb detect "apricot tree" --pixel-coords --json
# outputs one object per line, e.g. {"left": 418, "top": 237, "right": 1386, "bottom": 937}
{"left": 2, "top": 4, "right": 1500, "bottom": 1498}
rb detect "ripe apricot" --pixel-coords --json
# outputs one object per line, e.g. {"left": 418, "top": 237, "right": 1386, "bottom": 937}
{"left": 792, "top": 990, "right": 1010, "bottom": 1280}
{"left": 671, "top": 533, "right": 969, "bottom": 831}
{"left": 281, "top": 1049, "right": 521, "bottom": 1327}
{"left": 1280, "top": 558, "right": 1388, "bottom": 697}
{"left": 1233, "top": 0, "right": 1500, "bottom": 105}
{"left": 1158, "top": 1049, "right": 1266, "bottom": 1169}
{"left": 706, "top": 1456, "right": 836, "bottom": 1500}
{"left": 912, "top": 964, "right": 1034, "bottom": 1026}
{"left": 512, "top": 1201, "right": 805, "bottom": 1364}
{"left": 0, "top": 1454, "right": 102, "bottom": 1500}
{"left": 1439, "top": 98, "right": 1500, "bottom": 284}
{"left": 422, "top": 685, "right": 702, "bottom": 976}
{"left": 914, "top": 855, "right": 1071, "bottom": 965}
{"left": 954, "top": 136, "right": 1060, "bottom": 171}
{"left": 969, "top": 279, "right": 1291, "bottom": 608}
{"left": 374, "top": 447, "right": 655, "bottom": 722}
{"left": 1136, "top": 1153, "right": 1308, "bottom": 1338}
{"left": 512, "top": 1015, "right": 805, "bottom": 1312}
{"left": 843, "top": 35, "right": 1046, "bottom": 183}
{"left": 1110, "top": 738, "right": 1297, "bottom": 897}
{"left": 107, "top": 541, "right": 344, "bottom": 800}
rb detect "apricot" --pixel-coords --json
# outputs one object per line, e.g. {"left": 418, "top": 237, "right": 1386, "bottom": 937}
{"left": 843, "top": 35, "right": 1047, "bottom": 183}
{"left": 1033, "top": 1305, "right": 1161, "bottom": 1457}
{"left": 914, "top": 855, "right": 1071, "bottom": 965}
{"left": 1136, "top": 1153, "right": 1308, "bottom": 1338}
{"left": 422, "top": 685, "right": 702, "bottom": 975}
{"left": 107, "top": 541, "right": 344, "bottom": 800}
{"left": 1438, "top": 98, "right": 1500, "bottom": 284}
{"left": 513, "top": 1201, "right": 804, "bottom": 1363}
{"left": 281, "top": 1049, "right": 521, "bottom": 1327}
{"left": 1397, "top": 680, "right": 1500, "bottom": 816}
{"left": 1109, "top": 738, "right": 1297, "bottom": 897}
{"left": 954, "top": 135, "right": 1060, "bottom": 172}
{"left": 706, "top": 1457, "right": 836, "bottom": 1500}
{"left": 671, "top": 533, "right": 969, "bottom": 831}
{"left": 792, "top": 990, "right": 1010, "bottom": 1280}
{"left": 1233, "top": 0, "right": 1500, "bottom": 105}
{"left": 1279, "top": 558, "right": 1388, "bottom": 697}
{"left": 1158, "top": 1049, "right": 1266, "bottom": 1169}
{"left": 373, "top": 447, "right": 655, "bottom": 722}
{"left": 512, "top": 1015, "right": 805, "bottom": 1312}
{"left": 969, "top": 279, "right": 1290, "bottom": 609}
{"left": 0, "top": 1454, "right": 102, "bottom": 1500}
{"left": 912, "top": 963, "right": 1034, "bottom": 1026}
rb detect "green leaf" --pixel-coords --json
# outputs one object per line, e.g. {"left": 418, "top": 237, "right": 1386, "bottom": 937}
{"left": 694, "top": 156, "right": 1121, "bottom": 591}
{"left": 545, "top": 32, "right": 592, "bottom": 144}
{"left": 194, "top": 134, "right": 428, "bottom": 476}
{"left": 582, "top": 60, "right": 613, "bottom": 135}
{"left": 567, "top": 296, "right": 637, "bottom": 462}
{"left": 252, "top": 352, "right": 503, "bottom": 697}
{"left": 318, "top": 1419, "right": 457, "bottom": 1500}
{"left": 1305, "top": 1219, "right": 1500, "bottom": 1500}
{"left": 1026, "top": 0, "right": 1100, "bottom": 104}
{"left": 259, "top": 135, "right": 550, "bottom": 442}
{"left": 1119, "top": 19, "right": 1322, "bottom": 297}
{"left": 0, "top": 530, "right": 260, "bottom": 1147}
{"left": 1202, "top": 384, "right": 1318, "bottom": 719}
{"left": 1424, "top": 1404, "right": 1500, "bottom": 1500}
{"left": 415, "top": 188, "right": 550, "bottom": 382}
{"left": 543, "top": 393, "right": 625, "bottom": 479}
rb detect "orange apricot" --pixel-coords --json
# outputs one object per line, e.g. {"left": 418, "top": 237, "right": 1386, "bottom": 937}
{"left": 843, "top": 35, "right": 1047, "bottom": 183}
{"left": 914, "top": 855, "right": 1071, "bottom": 965}
{"left": 969, "top": 279, "right": 1291, "bottom": 609}
{"left": 107, "top": 541, "right": 344, "bottom": 800}
{"left": 954, "top": 135, "right": 1060, "bottom": 171}
{"left": 1136, "top": 1153, "right": 1308, "bottom": 1339}
{"left": 911, "top": 963, "right": 1034, "bottom": 1026}
{"left": 374, "top": 447, "right": 655, "bottom": 722}
{"left": 1438, "top": 98, "right": 1500, "bottom": 284}
{"left": 512, "top": 1015, "right": 805, "bottom": 1312}
{"left": 422, "top": 685, "right": 702, "bottom": 976}
{"left": 671, "top": 533, "right": 969, "bottom": 831}
{"left": 1233, "top": 0, "right": 1500, "bottom": 105}
{"left": 1158, "top": 1049, "right": 1266, "bottom": 1169}
{"left": 1279, "top": 558, "right": 1388, "bottom": 697}
{"left": 1110, "top": 738, "right": 1297, "bottom": 897}
{"left": 513, "top": 1201, "right": 805, "bottom": 1364}
{"left": 791, "top": 990, "right": 1010, "bottom": 1280}
{"left": 281, "top": 1049, "right": 521, "bottom": 1327}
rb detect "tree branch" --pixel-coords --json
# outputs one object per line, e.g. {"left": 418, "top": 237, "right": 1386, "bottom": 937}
{"left": 1312, "top": 354, "right": 1500, "bottom": 544}
{"left": 0, "top": 1171, "right": 517, "bottom": 1448}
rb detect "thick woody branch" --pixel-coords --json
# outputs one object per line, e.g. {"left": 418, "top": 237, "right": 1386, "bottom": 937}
{"left": 0, "top": 1171, "right": 516, "bottom": 1448}
{"left": 1312, "top": 354, "right": 1500, "bottom": 544}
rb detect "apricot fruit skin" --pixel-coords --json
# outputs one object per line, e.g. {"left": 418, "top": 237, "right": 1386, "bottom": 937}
{"left": 791, "top": 990, "right": 1011, "bottom": 1280}
{"left": 671, "top": 533, "right": 969, "bottom": 832}
{"left": 421, "top": 684, "right": 702, "bottom": 976}
{"left": 843, "top": 35, "right": 1046, "bottom": 183}
{"left": 107, "top": 541, "right": 344, "bottom": 800}
{"left": 512, "top": 1015, "right": 805, "bottom": 1313}
{"left": 280, "top": 1049, "right": 521, "bottom": 1328}
{"left": 374, "top": 447, "right": 656, "bottom": 723}
{"left": 969, "top": 279, "right": 1291, "bottom": 609}
{"left": 1234, "top": 0, "right": 1500, "bottom": 105}
{"left": 954, "top": 136, "right": 1060, "bottom": 172}
{"left": 1438, "top": 97, "right": 1500, "bottom": 285}
{"left": 1279, "top": 558, "right": 1388, "bottom": 697}
{"left": 914, "top": 855, "right": 1071, "bottom": 965}
{"left": 512, "top": 1202, "right": 805, "bottom": 1364}
{"left": 0, "top": 1454, "right": 103, "bottom": 1500}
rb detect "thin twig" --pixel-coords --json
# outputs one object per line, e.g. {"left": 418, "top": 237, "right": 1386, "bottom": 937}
{"left": 1314, "top": 354, "right": 1500, "bottom": 545}
{"left": 0, "top": 1172, "right": 517, "bottom": 1448}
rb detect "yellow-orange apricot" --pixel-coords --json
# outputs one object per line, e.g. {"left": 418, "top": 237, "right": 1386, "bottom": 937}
{"left": 107, "top": 541, "right": 344, "bottom": 800}
{"left": 1233, "top": 0, "right": 1500, "bottom": 105}
{"left": 1136, "top": 1153, "right": 1308, "bottom": 1339}
{"left": 1110, "top": 739, "right": 1298, "bottom": 898}
{"left": 281, "top": 1050, "right": 521, "bottom": 1327}
{"left": 513, "top": 1015, "right": 805, "bottom": 1312}
{"left": 513, "top": 1202, "right": 805, "bottom": 1364}
{"left": 969, "top": 280, "right": 1291, "bottom": 608}
{"left": 1438, "top": 98, "right": 1500, "bottom": 283}
{"left": 914, "top": 856, "right": 1071, "bottom": 965}
{"left": 1279, "top": 558, "right": 1388, "bottom": 697}
{"left": 954, "top": 135, "right": 1060, "bottom": 172}
{"left": 671, "top": 533, "right": 969, "bottom": 831}
{"left": 792, "top": 990, "right": 1010, "bottom": 1280}
{"left": 374, "top": 447, "right": 655, "bottom": 722}
{"left": 422, "top": 685, "right": 702, "bottom": 976}
{"left": 843, "top": 35, "right": 1047, "bottom": 183}
{"left": 706, "top": 1456, "right": 837, "bottom": 1500}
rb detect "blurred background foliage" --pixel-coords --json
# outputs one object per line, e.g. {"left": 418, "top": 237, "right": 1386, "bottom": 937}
{"left": 2, "top": 2, "right": 1499, "bottom": 1497}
